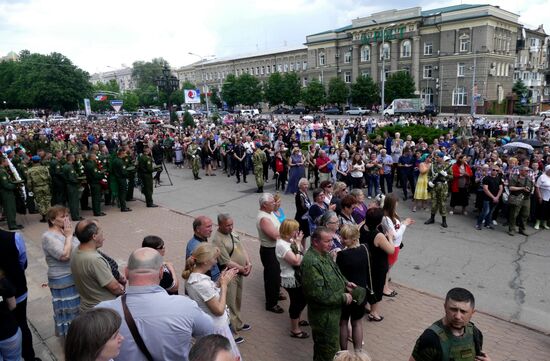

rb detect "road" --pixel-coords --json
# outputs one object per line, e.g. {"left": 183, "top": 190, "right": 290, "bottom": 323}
{"left": 151, "top": 164, "right": 550, "bottom": 332}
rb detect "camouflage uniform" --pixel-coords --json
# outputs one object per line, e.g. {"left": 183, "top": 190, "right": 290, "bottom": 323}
{"left": 0, "top": 166, "right": 20, "bottom": 229}
{"left": 301, "top": 247, "right": 348, "bottom": 361}
{"left": 26, "top": 163, "right": 51, "bottom": 218}
{"left": 425, "top": 161, "right": 453, "bottom": 227}
{"left": 137, "top": 152, "right": 155, "bottom": 207}
{"left": 187, "top": 143, "right": 201, "bottom": 180}
{"left": 252, "top": 148, "right": 267, "bottom": 192}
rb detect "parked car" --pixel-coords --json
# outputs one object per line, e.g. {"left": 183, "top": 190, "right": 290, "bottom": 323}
{"left": 289, "top": 106, "right": 310, "bottom": 115}
{"left": 539, "top": 110, "right": 550, "bottom": 119}
{"left": 345, "top": 106, "right": 369, "bottom": 116}
{"left": 11, "top": 118, "right": 44, "bottom": 125}
{"left": 324, "top": 107, "right": 342, "bottom": 115}
{"left": 272, "top": 107, "right": 290, "bottom": 114}
{"left": 424, "top": 104, "right": 439, "bottom": 116}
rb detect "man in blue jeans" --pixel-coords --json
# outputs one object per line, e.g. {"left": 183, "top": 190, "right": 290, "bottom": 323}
{"left": 476, "top": 165, "right": 503, "bottom": 230}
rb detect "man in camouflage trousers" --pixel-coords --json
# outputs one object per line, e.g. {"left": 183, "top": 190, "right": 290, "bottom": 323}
{"left": 26, "top": 155, "right": 51, "bottom": 222}
{"left": 425, "top": 152, "right": 453, "bottom": 228}
{"left": 301, "top": 227, "right": 354, "bottom": 361}
{"left": 252, "top": 144, "right": 267, "bottom": 193}
{"left": 187, "top": 138, "right": 202, "bottom": 180}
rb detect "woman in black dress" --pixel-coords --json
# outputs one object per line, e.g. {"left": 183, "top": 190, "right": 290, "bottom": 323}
{"left": 359, "top": 207, "right": 395, "bottom": 321}
{"left": 294, "top": 178, "right": 311, "bottom": 246}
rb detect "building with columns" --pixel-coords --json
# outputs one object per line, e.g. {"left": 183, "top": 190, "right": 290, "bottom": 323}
{"left": 89, "top": 67, "right": 136, "bottom": 93}
{"left": 305, "top": 4, "right": 523, "bottom": 113}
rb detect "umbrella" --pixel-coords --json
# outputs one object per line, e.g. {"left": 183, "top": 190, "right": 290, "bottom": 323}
{"left": 502, "top": 142, "right": 534, "bottom": 152}
{"left": 517, "top": 139, "right": 542, "bottom": 147}
{"left": 162, "top": 124, "right": 176, "bottom": 130}
{"left": 302, "top": 115, "right": 314, "bottom": 121}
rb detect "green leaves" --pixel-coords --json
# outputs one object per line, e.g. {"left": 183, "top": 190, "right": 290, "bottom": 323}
{"left": 350, "top": 75, "right": 379, "bottom": 107}
{"left": 384, "top": 71, "right": 416, "bottom": 102}
{"left": 327, "top": 77, "right": 349, "bottom": 106}
{"left": 301, "top": 79, "right": 326, "bottom": 109}
{"left": 512, "top": 80, "right": 529, "bottom": 115}
{"left": 221, "top": 73, "right": 262, "bottom": 107}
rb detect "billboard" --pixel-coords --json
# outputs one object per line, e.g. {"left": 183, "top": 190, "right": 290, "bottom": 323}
{"left": 184, "top": 89, "right": 201, "bottom": 104}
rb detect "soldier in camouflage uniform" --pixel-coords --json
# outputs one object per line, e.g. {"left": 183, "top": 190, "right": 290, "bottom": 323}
{"left": 425, "top": 152, "right": 453, "bottom": 228}
{"left": 252, "top": 144, "right": 267, "bottom": 193}
{"left": 137, "top": 145, "right": 158, "bottom": 208}
{"left": 187, "top": 139, "right": 202, "bottom": 180}
{"left": 26, "top": 155, "right": 51, "bottom": 222}
{"left": 84, "top": 152, "right": 106, "bottom": 217}
{"left": 301, "top": 227, "right": 354, "bottom": 361}
{"left": 0, "top": 156, "right": 24, "bottom": 230}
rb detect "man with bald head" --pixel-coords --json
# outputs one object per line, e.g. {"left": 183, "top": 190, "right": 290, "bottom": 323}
{"left": 97, "top": 248, "right": 214, "bottom": 361}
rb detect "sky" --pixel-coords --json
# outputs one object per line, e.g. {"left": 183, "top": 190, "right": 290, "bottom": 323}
{"left": 0, "top": 0, "right": 548, "bottom": 74}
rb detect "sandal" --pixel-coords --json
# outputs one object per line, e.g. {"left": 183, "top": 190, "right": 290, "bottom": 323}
{"left": 298, "top": 320, "right": 310, "bottom": 327}
{"left": 367, "top": 314, "right": 384, "bottom": 322}
{"left": 290, "top": 331, "right": 309, "bottom": 339}
{"left": 383, "top": 290, "right": 398, "bottom": 297}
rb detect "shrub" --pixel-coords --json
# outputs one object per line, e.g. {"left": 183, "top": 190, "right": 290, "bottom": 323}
{"left": 0, "top": 109, "right": 31, "bottom": 121}
{"left": 374, "top": 124, "right": 447, "bottom": 144}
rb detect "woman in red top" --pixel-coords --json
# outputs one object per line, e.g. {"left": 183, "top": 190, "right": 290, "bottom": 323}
{"left": 450, "top": 154, "right": 474, "bottom": 215}
{"left": 274, "top": 150, "right": 288, "bottom": 191}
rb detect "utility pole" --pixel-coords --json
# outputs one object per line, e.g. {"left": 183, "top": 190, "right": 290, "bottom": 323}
{"left": 470, "top": 51, "right": 477, "bottom": 116}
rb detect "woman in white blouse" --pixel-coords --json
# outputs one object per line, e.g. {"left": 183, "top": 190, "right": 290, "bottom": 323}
{"left": 183, "top": 244, "right": 242, "bottom": 359}
{"left": 380, "top": 193, "right": 414, "bottom": 297}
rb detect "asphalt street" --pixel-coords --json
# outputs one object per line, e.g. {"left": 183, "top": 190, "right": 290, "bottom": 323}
{"left": 150, "top": 163, "right": 550, "bottom": 332}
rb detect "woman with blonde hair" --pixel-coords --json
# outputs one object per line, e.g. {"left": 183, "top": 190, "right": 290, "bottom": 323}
{"left": 275, "top": 219, "right": 309, "bottom": 339}
{"left": 333, "top": 350, "right": 372, "bottom": 361}
{"left": 183, "top": 244, "right": 242, "bottom": 358}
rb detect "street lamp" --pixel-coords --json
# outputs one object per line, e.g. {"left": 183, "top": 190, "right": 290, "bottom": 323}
{"left": 155, "top": 63, "right": 180, "bottom": 123}
{"left": 188, "top": 52, "right": 216, "bottom": 117}
{"left": 372, "top": 20, "right": 396, "bottom": 112}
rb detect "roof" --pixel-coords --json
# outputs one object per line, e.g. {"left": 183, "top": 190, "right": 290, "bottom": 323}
{"left": 198, "top": 45, "right": 307, "bottom": 66}
{"left": 308, "top": 24, "right": 353, "bottom": 37}
{"left": 421, "top": 4, "right": 488, "bottom": 16}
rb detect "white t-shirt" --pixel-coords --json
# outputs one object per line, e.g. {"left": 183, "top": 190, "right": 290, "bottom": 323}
{"left": 185, "top": 272, "right": 228, "bottom": 328}
{"left": 381, "top": 216, "right": 407, "bottom": 247}
{"left": 536, "top": 173, "right": 550, "bottom": 201}
{"left": 275, "top": 239, "right": 298, "bottom": 287}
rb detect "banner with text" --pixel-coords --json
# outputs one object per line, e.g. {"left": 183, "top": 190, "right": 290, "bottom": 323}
{"left": 184, "top": 89, "right": 201, "bottom": 104}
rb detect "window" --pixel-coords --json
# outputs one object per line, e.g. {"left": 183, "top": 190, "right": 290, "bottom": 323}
{"left": 401, "top": 66, "right": 410, "bottom": 75}
{"left": 380, "top": 43, "right": 390, "bottom": 60}
{"left": 266, "top": 66, "right": 270, "bottom": 75}
{"left": 272, "top": 65, "right": 276, "bottom": 73}
{"left": 423, "top": 65, "right": 433, "bottom": 79}
{"left": 284, "top": 64, "right": 289, "bottom": 72}
{"left": 424, "top": 42, "right": 433, "bottom": 55}
{"left": 303, "top": 77, "right": 308, "bottom": 87}
{"left": 460, "top": 36, "right": 470, "bottom": 52}
{"left": 504, "top": 63, "right": 509, "bottom": 77}
{"left": 344, "top": 71, "right": 351, "bottom": 83}
{"left": 255, "top": 67, "right": 259, "bottom": 75}
{"left": 303, "top": 61, "right": 308, "bottom": 70}
{"left": 290, "top": 63, "right": 294, "bottom": 71}
{"left": 401, "top": 40, "right": 411, "bottom": 58}
{"left": 457, "top": 63, "right": 465, "bottom": 77}
{"left": 344, "top": 51, "right": 352, "bottom": 64}
{"left": 261, "top": 66, "right": 264, "bottom": 75}
{"left": 452, "top": 87, "right": 467, "bottom": 106}
{"left": 319, "top": 52, "right": 326, "bottom": 66}
{"left": 360, "top": 45, "right": 370, "bottom": 62}
{"left": 277, "top": 64, "right": 282, "bottom": 72}
{"left": 361, "top": 70, "right": 370, "bottom": 78}
{"left": 421, "top": 87, "right": 434, "bottom": 105}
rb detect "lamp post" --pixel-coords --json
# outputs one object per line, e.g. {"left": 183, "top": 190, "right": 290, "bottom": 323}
{"left": 155, "top": 63, "right": 180, "bottom": 124}
{"left": 372, "top": 20, "right": 396, "bottom": 112}
{"left": 188, "top": 52, "right": 215, "bottom": 117}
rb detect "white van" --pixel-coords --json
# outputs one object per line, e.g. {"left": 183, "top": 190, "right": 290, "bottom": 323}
{"left": 240, "top": 109, "right": 259, "bottom": 116}
{"left": 139, "top": 108, "right": 162, "bottom": 117}
{"left": 10, "top": 118, "right": 44, "bottom": 125}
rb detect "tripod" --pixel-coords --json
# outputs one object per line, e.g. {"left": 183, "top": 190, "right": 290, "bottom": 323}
{"left": 155, "top": 160, "right": 173, "bottom": 187}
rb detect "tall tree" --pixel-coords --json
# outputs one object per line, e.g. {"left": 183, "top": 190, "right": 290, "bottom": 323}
{"left": 209, "top": 87, "right": 223, "bottom": 109}
{"left": 263, "top": 72, "right": 285, "bottom": 107}
{"left": 131, "top": 58, "right": 167, "bottom": 89}
{"left": 0, "top": 50, "right": 91, "bottom": 112}
{"left": 350, "top": 75, "right": 379, "bottom": 107}
{"left": 282, "top": 72, "right": 302, "bottom": 107}
{"left": 384, "top": 71, "right": 416, "bottom": 102}
{"left": 512, "top": 79, "right": 529, "bottom": 115}
{"left": 221, "top": 74, "right": 239, "bottom": 108}
{"left": 236, "top": 73, "right": 262, "bottom": 106}
{"left": 301, "top": 79, "right": 326, "bottom": 109}
{"left": 122, "top": 91, "right": 140, "bottom": 111}
{"left": 327, "top": 77, "right": 349, "bottom": 106}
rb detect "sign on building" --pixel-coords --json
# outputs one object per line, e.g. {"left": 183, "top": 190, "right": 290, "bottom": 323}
{"left": 184, "top": 89, "right": 201, "bottom": 104}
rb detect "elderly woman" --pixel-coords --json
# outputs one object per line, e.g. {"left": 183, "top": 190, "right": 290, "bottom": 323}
{"left": 318, "top": 210, "right": 344, "bottom": 259}
{"left": 350, "top": 188, "right": 368, "bottom": 225}
{"left": 41, "top": 205, "right": 80, "bottom": 337}
{"left": 331, "top": 181, "right": 349, "bottom": 215}
{"left": 308, "top": 188, "right": 329, "bottom": 231}
{"left": 275, "top": 219, "right": 309, "bottom": 339}
{"left": 294, "top": 178, "right": 311, "bottom": 242}
{"left": 534, "top": 164, "right": 550, "bottom": 230}
{"left": 450, "top": 154, "right": 473, "bottom": 215}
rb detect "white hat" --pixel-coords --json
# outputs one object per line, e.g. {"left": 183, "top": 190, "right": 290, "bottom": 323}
{"left": 443, "top": 156, "right": 451, "bottom": 162}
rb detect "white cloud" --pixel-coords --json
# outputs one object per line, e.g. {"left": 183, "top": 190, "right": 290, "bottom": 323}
{"left": 0, "top": 0, "right": 548, "bottom": 74}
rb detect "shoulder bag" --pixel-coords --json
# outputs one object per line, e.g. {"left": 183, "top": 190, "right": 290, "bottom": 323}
{"left": 121, "top": 294, "right": 154, "bottom": 361}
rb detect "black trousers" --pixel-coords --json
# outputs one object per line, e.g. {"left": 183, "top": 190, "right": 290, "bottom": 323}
{"left": 15, "top": 298, "right": 35, "bottom": 360}
{"left": 400, "top": 171, "right": 416, "bottom": 198}
{"left": 235, "top": 160, "right": 246, "bottom": 181}
{"left": 259, "top": 246, "right": 281, "bottom": 309}
{"left": 284, "top": 286, "right": 307, "bottom": 320}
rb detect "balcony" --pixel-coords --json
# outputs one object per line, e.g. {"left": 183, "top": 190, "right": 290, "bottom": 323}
{"left": 524, "top": 79, "right": 543, "bottom": 87}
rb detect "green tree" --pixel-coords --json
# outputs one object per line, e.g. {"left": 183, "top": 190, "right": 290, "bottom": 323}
{"left": 327, "top": 77, "right": 349, "bottom": 106}
{"left": 263, "top": 72, "right": 285, "bottom": 107}
{"left": 282, "top": 72, "right": 302, "bottom": 107}
{"left": 135, "top": 85, "right": 160, "bottom": 107}
{"left": 182, "top": 111, "right": 195, "bottom": 128}
{"left": 131, "top": 58, "right": 167, "bottom": 89}
{"left": 0, "top": 50, "right": 91, "bottom": 112}
{"left": 180, "top": 80, "right": 196, "bottom": 91}
{"left": 384, "top": 71, "right": 416, "bottom": 102}
{"left": 122, "top": 91, "right": 140, "bottom": 111}
{"left": 512, "top": 80, "right": 529, "bottom": 115}
{"left": 209, "top": 87, "right": 223, "bottom": 108}
{"left": 301, "top": 79, "right": 326, "bottom": 109}
{"left": 350, "top": 75, "right": 379, "bottom": 107}
{"left": 236, "top": 73, "right": 262, "bottom": 106}
{"left": 221, "top": 74, "right": 239, "bottom": 108}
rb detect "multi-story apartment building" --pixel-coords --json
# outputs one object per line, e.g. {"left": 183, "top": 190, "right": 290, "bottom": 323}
{"left": 514, "top": 25, "right": 549, "bottom": 113}
{"left": 89, "top": 67, "right": 136, "bottom": 93}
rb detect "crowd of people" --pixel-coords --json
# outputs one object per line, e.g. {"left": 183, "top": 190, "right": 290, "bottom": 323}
{"left": 1, "top": 111, "right": 549, "bottom": 360}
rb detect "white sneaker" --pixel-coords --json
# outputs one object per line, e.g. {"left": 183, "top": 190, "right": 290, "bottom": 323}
{"left": 449, "top": 210, "right": 454, "bottom": 215}
{"left": 492, "top": 220, "right": 498, "bottom": 226}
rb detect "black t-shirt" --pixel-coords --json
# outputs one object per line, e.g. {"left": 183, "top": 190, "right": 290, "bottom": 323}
{"left": 482, "top": 175, "right": 502, "bottom": 201}
{"left": 0, "top": 277, "right": 19, "bottom": 340}
{"left": 336, "top": 246, "right": 370, "bottom": 289}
